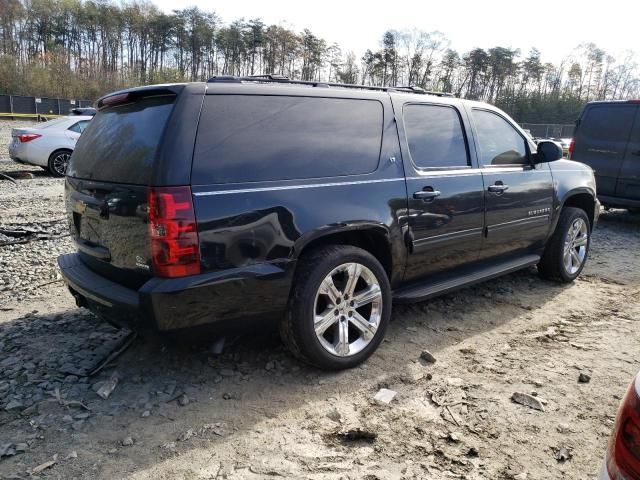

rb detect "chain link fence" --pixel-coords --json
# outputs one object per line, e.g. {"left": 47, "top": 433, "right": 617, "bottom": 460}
{"left": 520, "top": 123, "right": 575, "bottom": 139}
{"left": 0, "top": 94, "right": 93, "bottom": 119}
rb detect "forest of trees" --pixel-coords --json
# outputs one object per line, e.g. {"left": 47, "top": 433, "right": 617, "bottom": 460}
{"left": 1, "top": 0, "right": 639, "bottom": 123}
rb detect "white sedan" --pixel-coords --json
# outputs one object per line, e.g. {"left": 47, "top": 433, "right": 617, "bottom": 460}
{"left": 8, "top": 115, "right": 92, "bottom": 176}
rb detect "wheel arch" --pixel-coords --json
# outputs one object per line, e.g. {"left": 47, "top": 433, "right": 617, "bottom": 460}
{"left": 47, "top": 148, "right": 73, "bottom": 176}
{"left": 49, "top": 147, "right": 73, "bottom": 157}
{"left": 292, "top": 224, "right": 397, "bottom": 285}
{"left": 558, "top": 188, "right": 597, "bottom": 229}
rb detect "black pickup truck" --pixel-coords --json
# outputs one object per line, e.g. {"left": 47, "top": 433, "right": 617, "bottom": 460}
{"left": 58, "top": 77, "right": 599, "bottom": 369}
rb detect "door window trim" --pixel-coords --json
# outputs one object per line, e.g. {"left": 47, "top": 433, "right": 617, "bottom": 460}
{"left": 470, "top": 107, "right": 533, "bottom": 169}
{"left": 402, "top": 102, "right": 473, "bottom": 172}
{"left": 404, "top": 165, "right": 531, "bottom": 180}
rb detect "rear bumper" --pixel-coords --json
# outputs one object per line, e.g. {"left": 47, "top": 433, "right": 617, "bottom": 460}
{"left": 58, "top": 254, "right": 150, "bottom": 330}
{"left": 8, "top": 144, "right": 42, "bottom": 167}
{"left": 58, "top": 253, "right": 294, "bottom": 332}
{"left": 8, "top": 141, "right": 49, "bottom": 167}
{"left": 8, "top": 143, "right": 22, "bottom": 162}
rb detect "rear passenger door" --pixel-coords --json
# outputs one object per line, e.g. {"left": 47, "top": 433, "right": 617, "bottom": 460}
{"left": 397, "top": 101, "right": 486, "bottom": 283}
{"left": 573, "top": 103, "right": 638, "bottom": 197}
{"left": 191, "top": 92, "right": 409, "bottom": 287}
{"left": 615, "top": 106, "right": 640, "bottom": 201}
{"left": 469, "top": 108, "right": 554, "bottom": 260}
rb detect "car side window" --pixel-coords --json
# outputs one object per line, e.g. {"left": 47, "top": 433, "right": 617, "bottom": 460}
{"left": 68, "top": 120, "right": 90, "bottom": 134}
{"left": 472, "top": 109, "right": 528, "bottom": 166}
{"left": 193, "top": 95, "right": 383, "bottom": 184}
{"left": 403, "top": 104, "right": 469, "bottom": 168}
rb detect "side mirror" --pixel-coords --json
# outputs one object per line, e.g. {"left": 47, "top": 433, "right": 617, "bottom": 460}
{"left": 534, "top": 140, "right": 563, "bottom": 164}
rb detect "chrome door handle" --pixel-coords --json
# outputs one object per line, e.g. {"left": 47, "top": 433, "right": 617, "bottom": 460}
{"left": 488, "top": 184, "right": 509, "bottom": 193}
{"left": 413, "top": 189, "right": 441, "bottom": 201}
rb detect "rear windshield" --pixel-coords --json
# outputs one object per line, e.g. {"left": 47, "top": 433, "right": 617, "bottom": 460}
{"left": 192, "top": 95, "right": 383, "bottom": 184}
{"left": 67, "top": 95, "right": 175, "bottom": 185}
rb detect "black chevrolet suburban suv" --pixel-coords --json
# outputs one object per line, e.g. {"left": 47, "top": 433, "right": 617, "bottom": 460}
{"left": 58, "top": 77, "right": 599, "bottom": 369}
{"left": 570, "top": 100, "right": 640, "bottom": 212}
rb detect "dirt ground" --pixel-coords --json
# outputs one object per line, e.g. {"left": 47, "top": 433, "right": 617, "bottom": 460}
{"left": 1, "top": 119, "right": 639, "bottom": 480}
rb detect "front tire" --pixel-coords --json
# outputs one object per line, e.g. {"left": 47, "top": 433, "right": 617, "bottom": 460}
{"left": 48, "top": 149, "right": 72, "bottom": 177}
{"left": 538, "top": 207, "right": 591, "bottom": 282}
{"left": 280, "top": 245, "right": 392, "bottom": 370}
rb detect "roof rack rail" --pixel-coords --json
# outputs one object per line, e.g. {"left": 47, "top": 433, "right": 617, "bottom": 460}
{"left": 246, "top": 74, "right": 290, "bottom": 81}
{"left": 206, "top": 75, "right": 454, "bottom": 97}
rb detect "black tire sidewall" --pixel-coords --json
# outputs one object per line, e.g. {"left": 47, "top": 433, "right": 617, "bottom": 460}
{"left": 288, "top": 246, "right": 391, "bottom": 370}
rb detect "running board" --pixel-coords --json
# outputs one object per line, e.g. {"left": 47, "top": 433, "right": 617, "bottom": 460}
{"left": 393, "top": 254, "right": 540, "bottom": 304}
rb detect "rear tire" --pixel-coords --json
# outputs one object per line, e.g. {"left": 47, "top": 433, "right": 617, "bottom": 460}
{"left": 48, "top": 149, "right": 72, "bottom": 177}
{"left": 280, "top": 245, "right": 392, "bottom": 370}
{"left": 538, "top": 207, "right": 591, "bottom": 282}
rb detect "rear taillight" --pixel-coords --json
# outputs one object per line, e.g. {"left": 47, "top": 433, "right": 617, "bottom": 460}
{"left": 607, "top": 375, "right": 640, "bottom": 479}
{"left": 17, "top": 133, "right": 41, "bottom": 143}
{"left": 568, "top": 138, "right": 575, "bottom": 159}
{"left": 147, "top": 186, "right": 200, "bottom": 278}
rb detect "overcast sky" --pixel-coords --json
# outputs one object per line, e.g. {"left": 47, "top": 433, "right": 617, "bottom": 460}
{"left": 154, "top": 0, "right": 637, "bottom": 63}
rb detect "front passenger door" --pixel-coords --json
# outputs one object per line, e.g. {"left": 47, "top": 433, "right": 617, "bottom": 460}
{"left": 470, "top": 108, "right": 554, "bottom": 260}
{"left": 398, "top": 102, "right": 486, "bottom": 283}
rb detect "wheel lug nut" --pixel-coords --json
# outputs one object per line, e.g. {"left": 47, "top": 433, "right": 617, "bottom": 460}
{"left": 334, "top": 309, "right": 339, "bottom": 315}
{"left": 350, "top": 301, "right": 354, "bottom": 307}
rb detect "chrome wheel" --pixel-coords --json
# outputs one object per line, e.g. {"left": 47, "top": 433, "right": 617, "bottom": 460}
{"left": 563, "top": 217, "right": 588, "bottom": 275}
{"left": 51, "top": 151, "right": 70, "bottom": 176}
{"left": 313, "top": 262, "right": 383, "bottom": 357}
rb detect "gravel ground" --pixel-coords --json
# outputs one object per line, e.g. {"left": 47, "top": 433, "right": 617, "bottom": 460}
{"left": 0, "top": 119, "right": 71, "bottom": 305}
{"left": 1, "top": 118, "right": 640, "bottom": 479}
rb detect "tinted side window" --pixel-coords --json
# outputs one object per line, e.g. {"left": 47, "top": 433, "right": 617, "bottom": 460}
{"left": 193, "top": 95, "right": 383, "bottom": 184}
{"left": 403, "top": 104, "right": 469, "bottom": 168}
{"left": 580, "top": 105, "right": 636, "bottom": 143}
{"left": 472, "top": 109, "right": 528, "bottom": 166}
{"left": 68, "top": 120, "right": 90, "bottom": 133}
